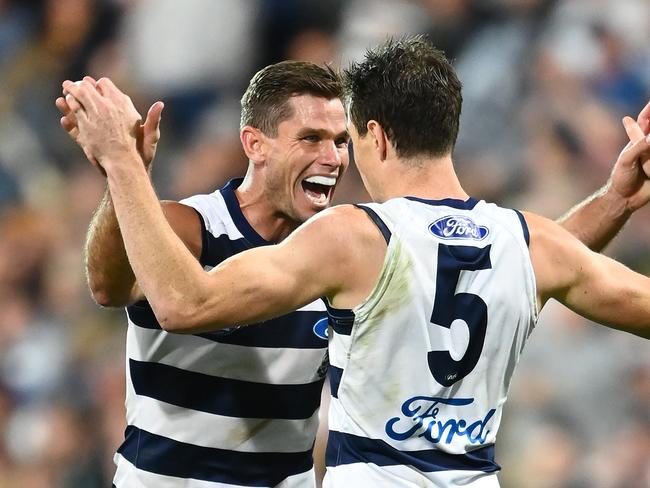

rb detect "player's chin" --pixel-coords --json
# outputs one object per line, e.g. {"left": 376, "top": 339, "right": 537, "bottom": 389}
{"left": 294, "top": 194, "right": 330, "bottom": 221}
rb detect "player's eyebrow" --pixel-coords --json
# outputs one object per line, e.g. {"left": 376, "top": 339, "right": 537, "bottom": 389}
{"left": 297, "top": 128, "right": 350, "bottom": 141}
{"left": 335, "top": 130, "right": 350, "bottom": 142}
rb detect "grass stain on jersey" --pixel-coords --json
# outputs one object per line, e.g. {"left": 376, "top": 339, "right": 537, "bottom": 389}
{"left": 230, "top": 418, "right": 274, "bottom": 447}
{"left": 356, "top": 236, "right": 413, "bottom": 343}
{"left": 343, "top": 236, "right": 415, "bottom": 422}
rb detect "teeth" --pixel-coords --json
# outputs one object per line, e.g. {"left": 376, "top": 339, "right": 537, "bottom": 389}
{"left": 304, "top": 175, "right": 336, "bottom": 186}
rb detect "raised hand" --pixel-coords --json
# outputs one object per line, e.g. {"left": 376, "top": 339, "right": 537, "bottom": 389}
{"left": 56, "top": 76, "right": 100, "bottom": 168}
{"left": 56, "top": 76, "right": 163, "bottom": 175}
{"left": 608, "top": 99, "right": 650, "bottom": 212}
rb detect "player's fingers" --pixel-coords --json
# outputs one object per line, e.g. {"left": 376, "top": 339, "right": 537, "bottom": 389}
{"left": 636, "top": 99, "right": 650, "bottom": 134}
{"left": 56, "top": 95, "right": 79, "bottom": 127}
{"left": 62, "top": 79, "right": 101, "bottom": 114}
{"left": 96, "top": 77, "right": 133, "bottom": 107}
{"left": 144, "top": 101, "right": 165, "bottom": 143}
{"left": 95, "top": 76, "right": 120, "bottom": 97}
{"left": 622, "top": 116, "right": 645, "bottom": 144}
{"left": 96, "top": 77, "right": 142, "bottom": 122}
{"left": 139, "top": 102, "right": 164, "bottom": 165}
{"left": 60, "top": 115, "right": 78, "bottom": 134}
{"left": 62, "top": 80, "right": 87, "bottom": 113}
{"left": 624, "top": 132, "right": 650, "bottom": 165}
{"left": 55, "top": 96, "right": 71, "bottom": 115}
{"left": 65, "top": 93, "right": 84, "bottom": 114}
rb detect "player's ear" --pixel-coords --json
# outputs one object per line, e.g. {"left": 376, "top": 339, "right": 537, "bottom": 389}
{"left": 367, "top": 120, "right": 388, "bottom": 161}
{"left": 240, "top": 126, "right": 266, "bottom": 165}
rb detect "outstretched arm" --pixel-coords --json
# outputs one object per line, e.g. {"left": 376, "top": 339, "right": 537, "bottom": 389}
{"left": 529, "top": 134, "right": 650, "bottom": 339}
{"left": 149, "top": 205, "right": 382, "bottom": 332}
{"left": 95, "top": 147, "right": 380, "bottom": 331}
{"left": 529, "top": 212, "right": 650, "bottom": 339}
{"left": 558, "top": 101, "right": 650, "bottom": 251}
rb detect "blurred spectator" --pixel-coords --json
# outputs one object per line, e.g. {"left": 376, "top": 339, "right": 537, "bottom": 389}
{"left": 120, "top": 0, "right": 261, "bottom": 139}
{"left": 257, "top": 0, "right": 344, "bottom": 65}
{"left": 166, "top": 100, "right": 248, "bottom": 199}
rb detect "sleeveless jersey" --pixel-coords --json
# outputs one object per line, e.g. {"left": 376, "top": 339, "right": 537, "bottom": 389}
{"left": 324, "top": 196, "right": 537, "bottom": 487}
{"left": 113, "top": 179, "right": 329, "bottom": 488}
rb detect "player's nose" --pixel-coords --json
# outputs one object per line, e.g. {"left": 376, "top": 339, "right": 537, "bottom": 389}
{"left": 320, "top": 140, "right": 343, "bottom": 168}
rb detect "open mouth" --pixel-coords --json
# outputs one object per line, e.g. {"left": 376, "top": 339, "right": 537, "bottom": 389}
{"left": 301, "top": 175, "right": 336, "bottom": 207}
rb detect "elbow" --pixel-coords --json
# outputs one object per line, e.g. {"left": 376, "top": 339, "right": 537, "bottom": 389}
{"left": 150, "top": 278, "right": 229, "bottom": 333}
{"left": 155, "top": 299, "right": 216, "bottom": 334}
{"left": 156, "top": 310, "right": 189, "bottom": 333}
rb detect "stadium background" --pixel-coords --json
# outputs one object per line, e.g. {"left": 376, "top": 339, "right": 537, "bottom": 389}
{"left": 0, "top": 0, "right": 649, "bottom": 486}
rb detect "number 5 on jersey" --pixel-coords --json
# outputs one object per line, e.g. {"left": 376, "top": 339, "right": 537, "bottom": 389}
{"left": 429, "top": 244, "right": 492, "bottom": 387}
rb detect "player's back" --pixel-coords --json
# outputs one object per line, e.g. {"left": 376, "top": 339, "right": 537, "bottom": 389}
{"left": 113, "top": 179, "right": 329, "bottom": 488}
{"left": 325, "top": 196, "right": 537, "bottom": 487}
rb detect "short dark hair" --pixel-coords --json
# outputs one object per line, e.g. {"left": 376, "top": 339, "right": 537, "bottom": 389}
{"left": 240, "top": 61, "right": 342, "bottom": 136}
{"left": 344, "top": 36, "right": 463, "bottom": 158}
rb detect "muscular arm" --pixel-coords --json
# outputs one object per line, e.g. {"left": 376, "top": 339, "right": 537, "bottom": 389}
{"left": 528, "top": 212, "right": 650, "bottom": 339}
{"left": 103, "top": 153, "right": 384, "bottom": 332}
{"left": 175, "top": 205, "right": 385, "bottom": 331}
{"left": 85, "top": 190, "right": 203, "bottom": 307}
{"left": 85, "top": 189, "right": 135, "bottom": 306}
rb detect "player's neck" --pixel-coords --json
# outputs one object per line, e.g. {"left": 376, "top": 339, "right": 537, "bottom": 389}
{"left": 235, "top": 177, "right": 299, "bottom": 244}
{"left": 375, "top": 154, "right": 469, "bottom": 202}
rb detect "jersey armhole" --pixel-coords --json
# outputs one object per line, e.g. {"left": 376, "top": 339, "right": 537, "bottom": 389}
{"left": 513, "top": 209, "right": 530, "bottom": 247}
{"left": 190, "top": 207, "right": 209, "bottom": 264}
{"left": 354, "top": 204, "right": 392, "bottom": 244}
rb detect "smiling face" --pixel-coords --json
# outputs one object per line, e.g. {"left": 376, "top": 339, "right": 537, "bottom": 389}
{"left": 262, "top": 94, "right": 349, "bottom": 223}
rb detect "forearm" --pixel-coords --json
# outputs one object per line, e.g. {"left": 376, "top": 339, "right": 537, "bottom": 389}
{"left": 103, "top": 154, "right": 209, "bottom": 327}
{"left": 557, "top": 184, "right": 630, "bottom": 252}
{"left": 532, "top": 215, "right": 650, "bottom": 340}
{"left": 85, "top": 189, "right": 139, "bottom": 306}
{"left": 566, "top": 258, "right": 650, "bottom": 340}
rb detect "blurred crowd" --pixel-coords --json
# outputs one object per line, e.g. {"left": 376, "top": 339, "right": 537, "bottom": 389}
{"left": 0, "top": 0, "right": 649, "bottom": 486}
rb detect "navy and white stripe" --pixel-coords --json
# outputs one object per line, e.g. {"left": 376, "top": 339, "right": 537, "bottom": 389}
{"left": 326, "top": 431, "right": 499, "bottom": 473}
{"left": 115, "top": 179, "right": 328, "bottom": 487}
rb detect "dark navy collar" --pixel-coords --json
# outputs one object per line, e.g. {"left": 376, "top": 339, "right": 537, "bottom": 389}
{"left": 220, "top": 178, "right": 271, "bottom": 246}
{"left": 404, "top": 196, "right": 479, "bottom": 210}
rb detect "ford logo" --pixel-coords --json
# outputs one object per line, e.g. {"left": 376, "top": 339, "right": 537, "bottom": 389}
{"left": 429, "top": 216, "right": 489, "bottom": 241}
{"left": 313, "top": 317, "right": 329, "bottom": 340}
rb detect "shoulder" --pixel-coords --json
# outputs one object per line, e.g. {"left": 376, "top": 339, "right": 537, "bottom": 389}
{"left": 522, "top": 210, "right": 597, "bottom": 304}
{"left": 177, "top": 191, "right": 230, "bottom": 229}
{"left": 160, "top": 200, "right": 202, "bottom": 229}
{"left": 282, "top": 204, "right": 388, "bottom": 275}
{"left": 299, "top": 204, "right": 388, "bottom": 247}
{"left": 309, "top": 203, "right": 366, "bottom": 223}
{"left": 284, "top": 204, "right": 389, "bottom": 307}
{"left": 169, "top": 191, "right": 234, "bottom": 238}
{"left": 522, "top": 211, "right": 576, "bottom": 250}
{"left": 160, "top": 200, "right": 203, "bottom": 258}
{"left": 522, "top": 210, "right": 578, "bottom": 261}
